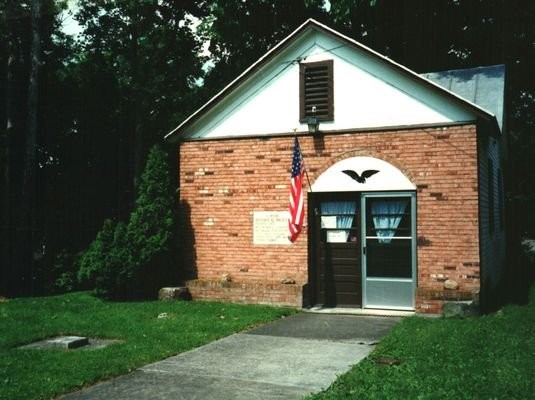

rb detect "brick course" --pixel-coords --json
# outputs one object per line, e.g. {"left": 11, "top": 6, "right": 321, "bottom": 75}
{"left": 177, "top": 124, "right": 480, "bottom": 312}
{"left": 186, "top": 280, "right": 304, "bottom": 308}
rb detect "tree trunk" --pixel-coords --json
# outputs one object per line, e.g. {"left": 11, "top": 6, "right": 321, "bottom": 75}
{"left": 131, "top": 9, "right": 143, "bottom": 197}
{"left": 0, "top": 13, "right": 15, "bottom": 296}
{"left": 14, "top": 0, "right": 41, "bottom": 296}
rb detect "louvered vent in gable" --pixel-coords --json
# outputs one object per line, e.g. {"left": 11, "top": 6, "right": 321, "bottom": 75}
{"left": 300, "top": 60, "right": 334, "bottom": 122}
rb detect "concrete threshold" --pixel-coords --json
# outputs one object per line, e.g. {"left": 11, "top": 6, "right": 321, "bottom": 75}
{"left": 303, "top": 306, "right": 415, "bottom": 317}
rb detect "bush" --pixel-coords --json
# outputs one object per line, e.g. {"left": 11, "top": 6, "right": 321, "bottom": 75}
{"left": 52, "top": 251, "right": 80, "bottom": 293}
{"left": 40, "top": 249, "right": 82, "bottom": 294}
{"left": 94, "top": 221, "right": 131, "bottom": 299}
{"left": 77, "top": 219, "right": 116, "bottom": 289}
{"left": 126, "top": 144, "right": 174, "bottom": 270}
{"left": 78, "top": 145, "right": 175, "bottom": 299}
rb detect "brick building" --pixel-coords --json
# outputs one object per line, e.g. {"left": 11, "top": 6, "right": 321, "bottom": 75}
{"left": 165, "top": 19, "right": 506, "bottom": 313}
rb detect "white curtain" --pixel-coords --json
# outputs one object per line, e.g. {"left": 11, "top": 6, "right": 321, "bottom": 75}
{"left": 321, "top": 201, "right": 357, "bottom": 241}
{"left": 371, "top": 200, "right": 408, "bottom": 243}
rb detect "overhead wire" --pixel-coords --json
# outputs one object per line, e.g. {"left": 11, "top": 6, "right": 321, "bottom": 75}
{"left": 198, "top": 43, "right": 347, "bottom": 136}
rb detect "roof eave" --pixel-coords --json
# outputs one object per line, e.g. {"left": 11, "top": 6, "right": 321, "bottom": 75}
{"left": 164, "top": 18, "right": 318, "bottom": 143}
{"left": 165, "top": 18, "right": 499, "bottom": 143}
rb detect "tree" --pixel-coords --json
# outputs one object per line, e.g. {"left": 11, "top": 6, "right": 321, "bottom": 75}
{"left": 77, "top": 218, "right": 116, "bottom": 289}
{"left": 0, "top": 1, "right": 208, "bottom": 296}
{"left": 1, "top": 0, "right": 48, "bottom": 295}
{"left": 73, "top": 0, "right": 207, "bottom": 193}
{"left": 0, "top": 0, "right": 72, "bottom": 296}
{"left": 199, "top": 0, "right": 326, "bottom": 97}
{"left": 0, "top": 0, "right": 19, "bottom": 296}
{"left": 126, "top": 145, "right": 174, "bottom": 270}
{"left": 2, "top": 0, "right": 533, "bottom": 297}
{"left": 80, "top": 145, "right": 175, "bottom": 299}
{"left": 23, "top": 0, "right": 208, "bottom": 271}
{"left": 13, "top": 0, "right": 42, "bottom": 295}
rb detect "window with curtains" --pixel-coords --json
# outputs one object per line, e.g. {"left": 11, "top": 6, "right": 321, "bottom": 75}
{"left": 369, "top": 199, "right": 409, "bottom": 243}
{"left": 320, "top": 201, "right": 358, "bottom": 243}
{"left": 365, "top": 197, "right": 412, "bottom": 278}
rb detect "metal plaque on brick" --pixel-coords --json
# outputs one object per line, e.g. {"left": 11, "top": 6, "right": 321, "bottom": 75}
{"left": 253, "top": 211, "right": 290, "bottom": 245}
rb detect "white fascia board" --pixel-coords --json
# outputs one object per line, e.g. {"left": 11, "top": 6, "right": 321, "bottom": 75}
{"left": 182, "top": 38, "right": 312, "bottom": 139}
{"left": 164, "top": 19, "right": 316, "bottom": 141}
{"left": 311, "top": 33, "right": 475, "bottom": 127}
{"left": 310, "top": 19, "right": 496, "bottom": 120}
{"left": 166, "top": 19, "right": 494, "bottom": 141}
{"left": 181, "top": 33, "right": 472, "bottom": 139}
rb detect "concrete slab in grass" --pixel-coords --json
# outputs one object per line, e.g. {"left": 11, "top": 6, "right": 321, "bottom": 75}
{"left": 18, "top": 336, "right": 122, "bottom": 351}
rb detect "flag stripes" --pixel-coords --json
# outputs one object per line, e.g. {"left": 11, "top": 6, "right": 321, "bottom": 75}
{"left": 288, "top": 136, "right": 305, "bottom": 243}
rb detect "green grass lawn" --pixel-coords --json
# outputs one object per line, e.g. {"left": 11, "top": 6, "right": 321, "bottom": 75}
{"left": 0, "top": 292, "right": 294, "bottom": 400}
{"left": 307, "top": 288, "right": 535, "bottom": 400}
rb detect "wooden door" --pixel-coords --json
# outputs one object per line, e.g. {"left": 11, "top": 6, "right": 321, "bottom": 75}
{"left": 313, "top": 195, "right": 361, "bottom": 307}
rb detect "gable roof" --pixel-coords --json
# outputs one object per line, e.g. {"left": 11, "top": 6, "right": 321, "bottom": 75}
{"left": 165, "top": 19, "right": 501, "bottom": 142}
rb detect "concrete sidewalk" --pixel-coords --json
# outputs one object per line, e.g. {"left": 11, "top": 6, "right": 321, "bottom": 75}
{"left": 59, "top": 314, "right": 401, "bottom": 400}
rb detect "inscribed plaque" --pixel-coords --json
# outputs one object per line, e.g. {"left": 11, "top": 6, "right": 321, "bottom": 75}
{"left": 253, "top": 211, "right": 291, "bottom": 245}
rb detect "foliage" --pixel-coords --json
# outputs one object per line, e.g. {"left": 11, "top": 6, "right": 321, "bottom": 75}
{"left": 94, "top": 221, "right": 130, "bottom": 299}
{"left": 199, "top": 0, "right": 326, "bottom": 96}
{"left": 0, "top": 1, "right": 208, "bottom": 296}
{"left": 1, "top": 0, "right": 534, "bottom": 297}
{"left": 73, "top": 0, "right": 208, "bottom": 181}
{"left": 48, "top": 249, "right": 81, "bottom": 294}
{"left": 0, "top": 291, "right": 295, "bottom": 400}
{"left": 126, "top": 145, "right": 174, "bottom": 269}
{"left": 33, "top": 248, "right": 83, "bottom": 295}
{"left": 306, "top": 286, "right": 535, "bottom": 400}
{"left": 79, "top": 145, "right": 175, "bottom": 300}
{"left": 77, "top": 219, "right": 116, "bottom": 289}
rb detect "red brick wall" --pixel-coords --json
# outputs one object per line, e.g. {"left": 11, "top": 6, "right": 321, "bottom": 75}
{"left": 177, "top": 124, "right": 480, "bottom": 312}
{"left": 185, "top": 280, "right": 303, "bottom": 308}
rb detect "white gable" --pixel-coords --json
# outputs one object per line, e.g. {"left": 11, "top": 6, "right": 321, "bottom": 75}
{"left": 175, "top": 21, "right": 480, "bottom": 140}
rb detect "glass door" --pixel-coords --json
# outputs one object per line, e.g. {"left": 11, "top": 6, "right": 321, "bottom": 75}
{"left": 361, "top": 193, "right": 416, "bottom": 310}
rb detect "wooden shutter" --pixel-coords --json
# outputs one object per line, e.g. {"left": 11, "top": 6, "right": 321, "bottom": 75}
{"left": 300, "top": 60, "right": 334, "bottom": 122}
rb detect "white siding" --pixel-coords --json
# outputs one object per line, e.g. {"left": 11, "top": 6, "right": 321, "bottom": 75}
{"left": 183, "top": 30, "right": 476, "bottom": 139}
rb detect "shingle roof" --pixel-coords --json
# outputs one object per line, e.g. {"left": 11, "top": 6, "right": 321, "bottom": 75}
{"left": 421, "top": 65, "right": 505, "bottom": 131}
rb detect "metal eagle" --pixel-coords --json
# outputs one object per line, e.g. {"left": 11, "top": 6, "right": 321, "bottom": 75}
{"left": 341, "top": 169, "right": 379, "bottom": 183}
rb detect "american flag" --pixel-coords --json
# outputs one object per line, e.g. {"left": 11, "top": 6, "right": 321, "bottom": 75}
{"left": 288, "top": 136, "right": 304, "bottom": 243}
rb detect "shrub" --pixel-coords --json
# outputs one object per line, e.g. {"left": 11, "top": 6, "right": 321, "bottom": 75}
{"left": 126, "top": 145, "right": 174, "bottom": 269}
{"left": 40, "top": 249, "right": 82, "bottom": 294}
{"left": 79, "top": 145, "right": 175, "bottom": 299}
{"left": 123, "top": 145, "right": 175, "bottom": 298}
{"left": 52, "top": 250, "right": 81, "bottom": 293}
{"left": 77, "top": 219, "right": 116, "bottom": 289}
{"left": 94, "top": 222, "right": 131, "bottom": 299}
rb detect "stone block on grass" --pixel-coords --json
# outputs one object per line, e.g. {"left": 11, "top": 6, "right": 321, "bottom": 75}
{"left": 158, "top": 287, "right": 191, "bottom": 301}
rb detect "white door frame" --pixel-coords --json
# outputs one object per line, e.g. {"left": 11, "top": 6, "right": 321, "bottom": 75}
{"left": 361, "top": 192, "right": 417, "bottom": 310}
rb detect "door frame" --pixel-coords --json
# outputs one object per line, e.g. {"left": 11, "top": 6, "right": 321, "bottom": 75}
{"left": 308, "top": 191, "right": 417, "bottom": 310}
{"left": 361, "top": 191, "right": 417, "bottom": 310}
